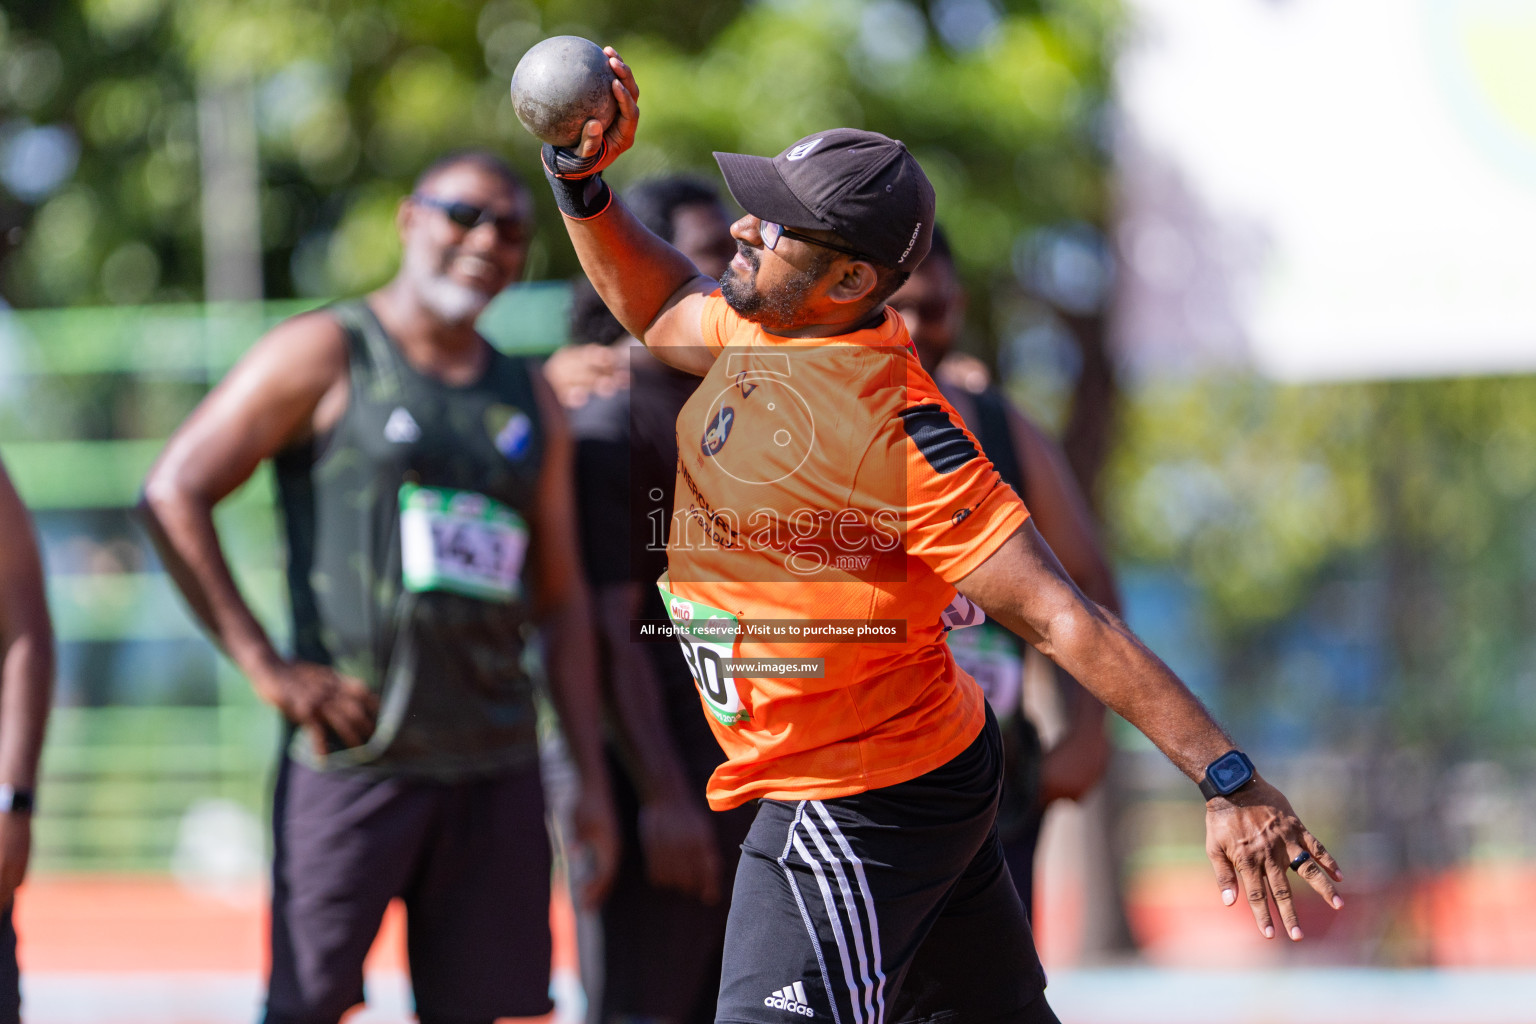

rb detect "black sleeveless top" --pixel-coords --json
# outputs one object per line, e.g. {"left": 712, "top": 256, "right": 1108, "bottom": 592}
{"left": 567, "top": 345, "right": 725, "bottom": 783}
{"left": 273, "top": 300, "right": 546, "bottom": 780}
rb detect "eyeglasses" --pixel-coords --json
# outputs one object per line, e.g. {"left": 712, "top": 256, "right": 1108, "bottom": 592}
{"left": 413, "top": 194, "right": 529, "bottom": 245}
{"left": 758, "top": 219, "right": 871, "bottom": 263}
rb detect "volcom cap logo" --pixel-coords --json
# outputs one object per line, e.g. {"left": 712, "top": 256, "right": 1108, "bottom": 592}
{"left": 898, "top": 220, "right": 923, "bottom": 264}
{"left": 785, "top": 138, "right": 824, "bottom": 161}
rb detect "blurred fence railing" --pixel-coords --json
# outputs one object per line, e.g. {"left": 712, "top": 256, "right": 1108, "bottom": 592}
{"left": 0, "top": 284, "right": 570, "bottom": 873}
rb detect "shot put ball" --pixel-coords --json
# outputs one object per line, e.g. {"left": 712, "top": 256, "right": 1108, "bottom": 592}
{"left": 509, "top": 36, "right": 618, "bottom": 147}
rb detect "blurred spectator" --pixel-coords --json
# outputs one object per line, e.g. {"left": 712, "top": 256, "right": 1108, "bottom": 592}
{"left": 553, "top": 175, "right": 756, "bottom": 1024}
{"left": 140, "top": 151, "right": 618, "bottom": 1024}
{"left": 0, "top": 454, "right": 56, "bottom": 1024}
{"left": 890, "top": 226, "right": 1120, "bottom": 912}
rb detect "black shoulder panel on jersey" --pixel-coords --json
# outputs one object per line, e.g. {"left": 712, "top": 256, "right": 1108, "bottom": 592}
{"left": 899, "top": 404, "right": 979, "bottom": 474}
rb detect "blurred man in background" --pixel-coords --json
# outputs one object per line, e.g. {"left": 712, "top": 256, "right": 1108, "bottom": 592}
{"left": 889, "top": 226, "right": 1119, "bottom": 913}
{"left": 0, "top": 457, "right": 54, "bottom": 1024}
{"left": 141, "top": 151, "right": 617, "bottom": 1024}
{"left": 552, "top": 175, "right": 756, "bottom": 1024}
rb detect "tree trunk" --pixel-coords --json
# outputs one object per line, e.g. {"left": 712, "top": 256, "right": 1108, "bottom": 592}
{"left": 1058, "top": 304, "right": 1139, "bottom": 958}
{"left": 197, "top": 77, "right": 264, "bottom": 304}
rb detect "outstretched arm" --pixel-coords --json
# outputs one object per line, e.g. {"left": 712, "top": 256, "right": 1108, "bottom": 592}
{"left": 542, "top": 49, "right": 717, "bottom": 375}
{"left": 0, "top": 461, "right": 53, "bottom": 907}
{"left": 958, "top": 523, "right": 1344, "bottom": 941}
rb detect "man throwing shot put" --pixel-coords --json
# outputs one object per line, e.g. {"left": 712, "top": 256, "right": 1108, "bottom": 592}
{"left": 537, "top": 50, "right": 1343, "bottom": 1024}
{"left": 142, "top": 151, "right": 618, "bottom": 1024}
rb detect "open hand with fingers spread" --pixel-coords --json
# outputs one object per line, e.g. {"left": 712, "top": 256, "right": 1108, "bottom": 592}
{"left": 1204, "top": 775, "right": 1343, "bottom": 940}
{"left": 251, "top": 660, "right": 379, "bottom": 758}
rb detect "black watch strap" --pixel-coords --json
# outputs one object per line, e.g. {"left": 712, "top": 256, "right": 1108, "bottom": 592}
{"left": 1198, "top": 750, "right": 1256, "bottom": 801}
{"left": 0, "top": 785, "right": 33, "bottom": 814}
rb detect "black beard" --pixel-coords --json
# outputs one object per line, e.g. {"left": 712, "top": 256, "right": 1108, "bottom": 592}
{"left": 720, "top": 244, "right": 826, "bottom": 329}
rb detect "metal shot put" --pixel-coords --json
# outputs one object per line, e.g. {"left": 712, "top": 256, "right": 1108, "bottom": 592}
{"left": 510, "top": 36, "right": 619, "bottom": 148}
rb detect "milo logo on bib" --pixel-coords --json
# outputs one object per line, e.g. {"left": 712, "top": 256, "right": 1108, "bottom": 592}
{"left": 658, "top": 575, "right": 749, "bottom": 726}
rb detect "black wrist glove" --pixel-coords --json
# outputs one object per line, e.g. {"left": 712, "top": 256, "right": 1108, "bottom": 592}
{"left": 541, "top": 141, "right": 613, "bottom": 220}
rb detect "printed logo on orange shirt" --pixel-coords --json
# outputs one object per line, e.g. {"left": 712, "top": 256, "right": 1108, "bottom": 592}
{"left": 702, "top": 406, "right": 736, "bottom": 456}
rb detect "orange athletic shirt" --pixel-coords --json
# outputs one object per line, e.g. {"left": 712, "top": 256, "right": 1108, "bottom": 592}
{"left": 665, "top": 293, "right": 1030, "bottom": 810}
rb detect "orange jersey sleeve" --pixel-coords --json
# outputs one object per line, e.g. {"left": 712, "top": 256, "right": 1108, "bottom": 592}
{"left": 850, "top": 374, "right": 1030, "bottom": 584}
{"left": 698, "top": 290, "right": 734, "bottom": 357}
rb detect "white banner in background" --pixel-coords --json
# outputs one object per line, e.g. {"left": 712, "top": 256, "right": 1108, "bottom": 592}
{"left": 1114, "top": 0, "right": 1536, "bottom": 380}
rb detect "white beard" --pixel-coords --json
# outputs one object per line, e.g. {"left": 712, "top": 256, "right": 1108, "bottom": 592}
{"left": 415, "top": 273, "right": 493, "bottom": 325}
{"left": 403, "top": 246, "right": 498, "bottom": 325}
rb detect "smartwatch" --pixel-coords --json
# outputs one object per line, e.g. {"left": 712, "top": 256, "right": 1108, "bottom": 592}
{"left": 0, "top": 785, "right": 34, "bottom": 814}
{"left": 1198, "top": 750, "right": 1255, "bottom": 801}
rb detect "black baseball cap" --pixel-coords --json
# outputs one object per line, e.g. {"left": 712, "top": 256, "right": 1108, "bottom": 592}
{"left": 714, "top": 129, "right": 935, "bottom": 269}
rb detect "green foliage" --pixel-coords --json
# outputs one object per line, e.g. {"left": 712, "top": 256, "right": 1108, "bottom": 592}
{"left": 1106, "top": 373, "right": 1536, "bottom": 754}
{"left": 0, "top": 0, "right": 1118, "bottom": 327}
{"left": 1107, "top": 377, "right": 1380, "bottom": 628}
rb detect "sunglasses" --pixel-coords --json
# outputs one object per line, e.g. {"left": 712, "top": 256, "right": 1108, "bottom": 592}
{"left": 413, "top": 194, "right": 529, "bottom": 244}
{"left": 759, "top": 220, "right": 871, "bottom": 263}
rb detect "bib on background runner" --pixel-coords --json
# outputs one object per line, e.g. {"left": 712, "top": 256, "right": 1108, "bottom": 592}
{"left": 940, "top": 590, "right": 1023, "bottom": 720}
{"left": 945, "top": 620, "right": 1024, "bottom": 722}
{"left": 658, "top": 573, "right": 749, "bottom": 726}
{"left": 400, "top": 483, "right": 529, "bottom": 602}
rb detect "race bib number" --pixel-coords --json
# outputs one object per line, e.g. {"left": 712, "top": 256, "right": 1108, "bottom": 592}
{"left": 399, "top": 484, "right": 528, "bottom": 602}
{"left": 946, "top": 620, "right": 1023, "bottom": 720}
{"left": 657, "top": 575, "right": 749, "bottom": 726}
{"left": 940, "top": 591, "right": 986, "bottom": 630}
